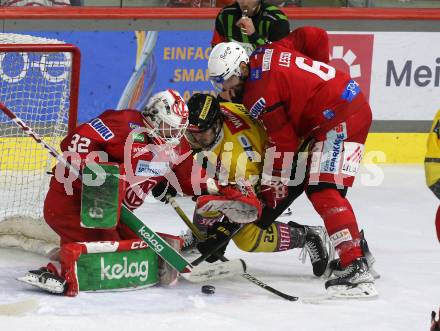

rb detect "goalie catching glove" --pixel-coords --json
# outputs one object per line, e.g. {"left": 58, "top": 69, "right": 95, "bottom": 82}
{"left": 195, "top": 178, "right": 262, "bottom": 224}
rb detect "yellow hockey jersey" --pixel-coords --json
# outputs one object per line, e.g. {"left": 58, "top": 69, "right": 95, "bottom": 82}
{"left": 196, "top": 102, "right": 267, "bottom": 190}
{"left": 425, "top": 109, "right": 440, "bottom": 199}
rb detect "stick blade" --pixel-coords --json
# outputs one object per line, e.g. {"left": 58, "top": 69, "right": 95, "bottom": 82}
{"left": 182, "top": 259, "right": 246, "bottom": 283}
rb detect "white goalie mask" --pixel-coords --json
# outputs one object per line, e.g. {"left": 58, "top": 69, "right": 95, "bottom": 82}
{"left": 208, "top": 42, "right": 249, "bottom": 92}
{"left": 142, "top": 89, "right": 189, "bottom": 146}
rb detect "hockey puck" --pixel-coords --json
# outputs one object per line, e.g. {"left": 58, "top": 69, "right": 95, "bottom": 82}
{"left": 201, "top": 285, "right": 215, "bottom": 295}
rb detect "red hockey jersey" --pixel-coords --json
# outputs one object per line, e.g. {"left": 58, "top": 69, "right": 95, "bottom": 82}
{"left": 242, "top": 43, "right": 369, "bottom": 175}
{"left": 50, "top": 109, "right": 201, "bottom": 210}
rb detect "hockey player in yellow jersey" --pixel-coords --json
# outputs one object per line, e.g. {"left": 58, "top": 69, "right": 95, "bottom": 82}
{"left": 185, "top": 93, "right": 329, "bottom": 276}
{"left": 425, "top": 109, "right": 440, "bottom": 242}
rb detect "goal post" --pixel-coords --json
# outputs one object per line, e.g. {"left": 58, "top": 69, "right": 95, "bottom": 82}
{"left": 0, "top": 33, "right": 80, "bottom": 257}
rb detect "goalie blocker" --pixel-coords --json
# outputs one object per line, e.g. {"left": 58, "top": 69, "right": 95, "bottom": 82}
{"left": 19, "top": 234, "right": 182, "bottom": 296}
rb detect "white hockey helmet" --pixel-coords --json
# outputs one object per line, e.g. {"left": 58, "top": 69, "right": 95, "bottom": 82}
{"left": 142, "top": 89, "right": 189, "bottom": 145}
{"left": 208, "top": 42, "right": 249, "bottom": 92}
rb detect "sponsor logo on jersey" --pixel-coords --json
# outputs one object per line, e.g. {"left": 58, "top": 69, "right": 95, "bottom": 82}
{"left": 341, "top": 142, "right": 364, "bottom": 176}
{"left": 279, "top": 52, "right": 292, "bottom": 68}
{"left": 262, "top": 49, "right": 273, "bottom": 72}
{"left": 88, "top": 118, "right": 114, "bottom": 141}
{"left": 250, "top": 67, "right": 262, "bottom": 81}
{"left": 199, "top": 95, "right": 213, "bottom": 120}
{"left": 249, "top": 97, "right": 266, "bottom": 119}
{"left": 341, "top": 80, "right": 361, "bottom": 102}
{"left": 132, "top": 132, "right": 145, "bottom": 142}
{"left": 238, "top": 135, "right": 257, "bottom": 161}
{"left": 129, "top": 122, "right": 142, "bottom": 130}
{"left": 323, "top": 109, "right": 335, "bottom": 120}
{"left": 222, "top": 107, "right": 250, "bottom": 134}
{"left": 135, "top": 160, "right": 169, "bottom": 177}
{"left": 321, "top": 123, "right": 347, "bottom": 174}
{"left": 101, "top": 256, "right": 150, "bottom": 282}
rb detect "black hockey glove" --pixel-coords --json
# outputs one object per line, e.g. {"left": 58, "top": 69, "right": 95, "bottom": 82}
{"left": 197, "top": 220, "right": 239, "bottom": 263}
{"left": 151, "top": 180, "right": 177, "bottom": 204}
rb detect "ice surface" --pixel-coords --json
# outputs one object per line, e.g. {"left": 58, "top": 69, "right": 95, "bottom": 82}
{"left": 0, "top": 165, "right": 439, "bottom": 331}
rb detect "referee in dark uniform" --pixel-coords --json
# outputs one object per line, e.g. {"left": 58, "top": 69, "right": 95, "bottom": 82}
{"left": 211, "top": 0, "right": 290, "bottom": 54}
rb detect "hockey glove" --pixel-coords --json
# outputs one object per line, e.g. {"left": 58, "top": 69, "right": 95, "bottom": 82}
{"left": 151, "top": 180, "right": 177, "bottom": 204}
{"left": 196, "top": 220, "right": 240, "bottom": 263}
{"left": 260, "top": 176, "right": 289, "bottom": 209}
{"left": 196, "top": 178, "right": 262, "bottom": 223}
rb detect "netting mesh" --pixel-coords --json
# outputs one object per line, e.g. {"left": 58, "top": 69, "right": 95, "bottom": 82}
{"left": 0, "top": 33, "right": 75, "bottom": 253}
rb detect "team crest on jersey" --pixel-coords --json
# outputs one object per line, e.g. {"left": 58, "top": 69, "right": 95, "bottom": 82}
{"left": 88, "top": 118, "right": 114, "bottom": 141}
{"left": 249, "top": 98, "right": 266, "bottom": 119}
{"left": 262, "top": 49, "right": 273, "bottom": 72}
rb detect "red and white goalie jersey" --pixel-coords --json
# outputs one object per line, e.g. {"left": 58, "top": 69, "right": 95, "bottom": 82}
{"left": 46, "top": 93, "right": 202, "bottom": 244}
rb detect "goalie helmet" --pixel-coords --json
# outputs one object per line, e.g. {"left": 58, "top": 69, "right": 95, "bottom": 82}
{"left": 208, "top": 42, "right": 249, "bottom": 92}
{"left": 185, "top": 93, "right": 223, "bottom": 150}
{"left": 142, "top": 89, "right": 189, "bottom": 145}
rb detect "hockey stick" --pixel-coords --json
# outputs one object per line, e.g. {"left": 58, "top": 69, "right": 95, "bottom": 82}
{"left": 0, "top": 103, "right": 236, "bottom": 283}
{"left": 168, "top": 196, "right": 299, "bottom": 301}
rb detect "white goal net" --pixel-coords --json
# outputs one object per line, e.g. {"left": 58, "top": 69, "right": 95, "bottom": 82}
{"left": 0, "top": 33, "right": 80, "bottom": 257}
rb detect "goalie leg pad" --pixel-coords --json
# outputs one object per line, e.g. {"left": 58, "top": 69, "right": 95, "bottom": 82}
{"left": 61, "top": 239, "right": 159, "bottom": 296}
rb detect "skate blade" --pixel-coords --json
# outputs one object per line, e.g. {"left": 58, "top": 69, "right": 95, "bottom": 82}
{"left": 326, "top": 282, "right": 378, "bottom": 299}
{"left": 17, "top": 275, "right": 65, "bottom": 294}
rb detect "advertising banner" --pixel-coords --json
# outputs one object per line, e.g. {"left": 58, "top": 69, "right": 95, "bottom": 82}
{"left": 5, "top": 30, "right": 439, "bottom": 123}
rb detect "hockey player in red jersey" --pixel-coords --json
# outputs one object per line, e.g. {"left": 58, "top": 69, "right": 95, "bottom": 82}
{"left": 44, "top": 89, "right": 199, "bottom": 245}
{"left": 207, "top": 42, "right": 377, "bottom": 298}
{"left": 18, "top": 89, "right": 217, "bottom": 294}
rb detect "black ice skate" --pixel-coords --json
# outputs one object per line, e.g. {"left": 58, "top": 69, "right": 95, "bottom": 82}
{"left": 325, "top": 257, "right": 378, "bottom": 298}
{"left": 18, "top": 267, "right": 66, "bottom": 294}
{"left": 289, "top": 221, "right": 329, "bottom": 277}
{"left": 324, "top": 230, "right": 380, "bottom": 279}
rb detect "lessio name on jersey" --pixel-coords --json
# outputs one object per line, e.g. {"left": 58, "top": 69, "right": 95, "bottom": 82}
{"left": 88, "top": 118, "right": 115, "bottom": 141}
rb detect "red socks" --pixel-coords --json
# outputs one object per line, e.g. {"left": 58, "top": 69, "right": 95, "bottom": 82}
{"left": 308, "top": 187, "right": 363, "bottom": 267}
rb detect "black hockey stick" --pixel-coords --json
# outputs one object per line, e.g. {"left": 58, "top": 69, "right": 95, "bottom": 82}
{"left": 168, "top": 196, "right": 299, "bottom": 301}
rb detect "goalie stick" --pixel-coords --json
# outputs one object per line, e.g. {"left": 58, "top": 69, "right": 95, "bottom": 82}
{"left": 0, "top": 103, "right": 238, "bottom": 283}
{"left": 168, "top": 196, "right": 299, "bottom": 301}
